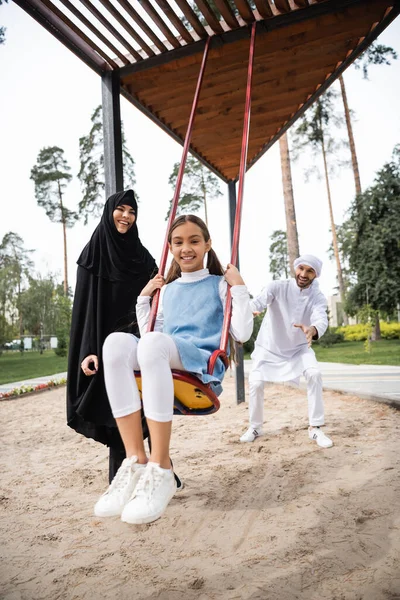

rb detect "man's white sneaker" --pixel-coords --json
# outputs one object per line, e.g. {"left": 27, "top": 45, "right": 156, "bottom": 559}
{"left": 309, "top": 427, "right": 333, "bottom": 448}
{"left": 240, "top": 427, "right": 263, "bottom": 443}
{"left": 121, "top": 462, "right": 176, "bottom": 525}
{"left": 94, "top": 456, "right": 146, "bottom": 517}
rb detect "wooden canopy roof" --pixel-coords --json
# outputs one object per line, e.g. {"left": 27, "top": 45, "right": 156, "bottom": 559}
{"left": 16, "top": 0, "right": 400, "bottom": 181}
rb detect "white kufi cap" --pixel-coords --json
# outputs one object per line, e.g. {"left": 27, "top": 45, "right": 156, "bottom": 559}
{"left": 293, "top": 254, "right": 323, "bottom": 277}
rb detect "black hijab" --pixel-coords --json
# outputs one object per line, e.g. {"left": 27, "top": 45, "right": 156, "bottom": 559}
{"left": 67, "top": 189, "right": 157, "bottom": 448}
{"left": 77, "top": 189, "right": 152, "bottom": 281}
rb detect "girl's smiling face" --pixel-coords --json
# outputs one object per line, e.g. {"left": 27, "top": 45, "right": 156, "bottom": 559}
{"left": 113, "top": 204, "right": 136, "bottom": 233}
{"left": 169, "top": 221, "right": 211, "bottom": 272}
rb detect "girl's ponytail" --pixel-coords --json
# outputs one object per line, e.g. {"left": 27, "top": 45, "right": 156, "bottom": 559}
{"left": 206, "top": 248, "right": 224, "bottom": 276}
{"left": 165, "top": 259, "right": 181, "bottom": 284}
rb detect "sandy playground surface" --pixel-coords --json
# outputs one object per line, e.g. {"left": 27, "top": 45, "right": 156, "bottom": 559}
{"left": 1, "top": 374, "right": 400, "bottom": 600}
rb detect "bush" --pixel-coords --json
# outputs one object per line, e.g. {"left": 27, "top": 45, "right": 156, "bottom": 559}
{"left": 337, "top": 322, "right": 400, "bottom": 341}
{"left": 316, "top": 328, "right": 344, "bottom": 347}
{"left": 243, "top": 311, "right": 265, "bottom": 355}
{"left": 380, "top": 322, "right": 400, "bottom": 339}
{"left": 55, "top": 330, "right": 68, "bottom": 357}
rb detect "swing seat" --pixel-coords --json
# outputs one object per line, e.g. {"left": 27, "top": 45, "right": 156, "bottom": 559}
{"left": 134, "top": 349, "right": 228, "bottom": 416}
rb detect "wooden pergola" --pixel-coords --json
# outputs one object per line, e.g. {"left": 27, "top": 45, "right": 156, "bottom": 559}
{"left": 15, "top": 0, "right": 399, "bottom": 399}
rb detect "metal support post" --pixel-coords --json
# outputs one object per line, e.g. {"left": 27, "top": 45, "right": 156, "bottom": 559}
{"left": 102, "top": 71, "right": 123, "bottom": 198}
{"left": 228, "top": 180, "right": 245, "bottom": 404}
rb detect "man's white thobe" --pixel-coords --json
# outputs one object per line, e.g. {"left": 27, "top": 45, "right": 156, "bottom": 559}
{"left": 248, "top": 278, "right": 328, "bottom": 428}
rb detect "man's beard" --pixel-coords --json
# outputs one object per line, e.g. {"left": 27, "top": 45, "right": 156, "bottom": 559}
{"left": 296, "top": 275, "right": 313, "bottom": 289}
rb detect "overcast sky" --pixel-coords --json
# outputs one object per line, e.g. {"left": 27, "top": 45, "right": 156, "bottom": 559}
{"left": 1, "top": 4, "right": 400, "bottom": 300}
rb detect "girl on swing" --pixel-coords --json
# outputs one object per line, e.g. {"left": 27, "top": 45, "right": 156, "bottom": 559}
{"left": 95, "top": 214, "right": 253, "bottom": 524}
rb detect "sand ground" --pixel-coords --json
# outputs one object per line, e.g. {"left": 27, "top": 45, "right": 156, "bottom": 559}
{"left": 1, "top": 375, "right": 399, "bottom": 600}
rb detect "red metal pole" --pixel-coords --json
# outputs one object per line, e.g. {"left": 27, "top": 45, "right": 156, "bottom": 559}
{"left": 219, "top": 22, "right": 256, "bottom": 354}
{"left": 148, "top": 36, "right": 211, "bottom": 332}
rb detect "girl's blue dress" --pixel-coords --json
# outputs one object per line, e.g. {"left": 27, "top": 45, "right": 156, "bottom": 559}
{"left": 162, "top": 275, "right": 227, "bottom": 395}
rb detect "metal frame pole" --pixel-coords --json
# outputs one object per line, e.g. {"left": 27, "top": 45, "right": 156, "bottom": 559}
{"left": 229, "top": 180, "right": 245, "bottom": 404}
{"left": 102, "top": 70, "right": 124, "bottom": 198}
{"left": 219, "top": 22, "right": 256, "bottom": 352}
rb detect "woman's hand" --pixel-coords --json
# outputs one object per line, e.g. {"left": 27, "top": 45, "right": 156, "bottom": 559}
{"left": 224, "top": 264, "right": 245, "bottom": 287}
{"left": 81, "top": 354, "right": 98, "bottom": 376}
{"left": 140, "top": 274, "right": 165, "bottom": 297}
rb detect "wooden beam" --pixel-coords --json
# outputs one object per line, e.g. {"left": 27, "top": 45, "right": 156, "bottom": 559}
{"left": 79, "top": 0, "right": 143, "bottom": 61}
{"left": 115, "top": 0, "right": 168, "bottom": 53}
{"left": 173, "top": 0, "right": 208, "bottom": 38}
{"left": 274, "top": 0, "right": 291, "bottom": 13}
{"left": 232, "top": 0, "right": 255, "bottom": 22}
{"left": 120, "top": 88, "right": 228, "bottom": 181}
{"left": 14, "top": 0, "right": 111, "bottom": 73}
{"left": 58, "top": 0, "right": 130, "bottom": 65}
{"left": 122, "top": 0, "right": 386, "bottom": 81}
{"left": 153, "top": 0, "right": 195, "bottom": 44}
{"left": 137, "top": 0, "right": 181, "bottom": 49}
{"left": 246, "top": 1, "right": 400, "bottom": 172}
{"left": 195, "top": 0, "right": 225, "bottom": 33}
{"left": 97, "top": 0, "right": 155, "bottom": 57}
{"left": 252, "top": 0, "right": 274, "bottom": 19}
{"left": 212, "top": 0, "right": 240, "bottom": 29}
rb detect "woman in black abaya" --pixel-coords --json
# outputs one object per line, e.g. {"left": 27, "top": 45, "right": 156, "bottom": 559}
{"left": 67, "top": 190, "right": 181, "bottom": 487}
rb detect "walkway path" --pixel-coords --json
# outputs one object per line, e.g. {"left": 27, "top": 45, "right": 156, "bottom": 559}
{"left": 1, "top": 363, "right": 400, "bottom": 408}
{"left": 243, "top": 360, "right": 400, "bottom": 407}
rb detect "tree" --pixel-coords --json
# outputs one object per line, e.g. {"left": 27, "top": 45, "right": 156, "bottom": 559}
{"left": 292, "top": 89, "right": 349, "bottom": 323}
{"left": 78, "top": 106, "right": 137, "bottom": 224}
{"left": 19, "top": 274, "right": 71, "bottom": 337}
{"left": 339, "top": 42, "right": 397, "bottom": 197}
{"left": 0, "top": 0, "right": 8, "bottom": 46}
{"left": 0, "top": 232, "right": 34, "bottom": 337}
{"left": 269, "top": 230, "right": 289, "bottom": 280}
{"left": 30, "top": 146, "right": 75, "bottom": 295}
{"left": 327, "top": 219, "right": 357, "bottom": 293}
{"left": 279, "top": 133, "right": 300, "bottom": 275}
{"left": 166, "top": 155, "right": 222, "bottom": 224}
{"left": 344, "top": 145, "right": 400, "bottom": 339}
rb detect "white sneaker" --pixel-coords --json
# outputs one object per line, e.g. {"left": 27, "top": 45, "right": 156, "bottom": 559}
{"left": 94, "top": 456, "right": 146, "bottom": 517}
{"left": 121, "top": 462, "right": 176, "bottom": 525}
{"left": 309, "top": 427, "right": 333, "bottom": 448}
{"left": 240, "top": 426, "right": 263, "bottom": 443}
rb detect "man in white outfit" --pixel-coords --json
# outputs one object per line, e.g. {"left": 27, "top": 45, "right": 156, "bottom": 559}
{"left": 240, "top": 254, "right": 333, "bottom": 448}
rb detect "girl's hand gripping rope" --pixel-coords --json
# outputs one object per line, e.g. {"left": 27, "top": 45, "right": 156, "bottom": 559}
{"left": 140, "top": 274, "right": 165, "bottom": 297}
{"left": 224, "top": 264, "right": 245, "bottom": 287}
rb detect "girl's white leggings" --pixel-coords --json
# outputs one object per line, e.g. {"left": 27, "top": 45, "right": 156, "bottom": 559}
{"left": 102, "top": 331, "right": 184, "bottom": 423}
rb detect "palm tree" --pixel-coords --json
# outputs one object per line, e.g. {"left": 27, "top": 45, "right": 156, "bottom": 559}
{"left": 292, "top": 91, "right": 348, "bottom": 323}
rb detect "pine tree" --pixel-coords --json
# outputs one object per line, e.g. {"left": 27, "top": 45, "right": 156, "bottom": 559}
{"left": 30, "top": 147, "right": 76, "bottom": 295}
{"left": 279, "top": 133, "right": 299, "bottom": 275}
{"left": 345, "top": 145, "right": 400, "bottom": 338}
{"left": 339, "top": 42, "right": 397, "bottom": 196}
{"left": 292, "top": 90, "right": 349, "bottom": 323}
{"left": 78, "top": 105, "right": 137, "bottom": 224}
{"left": 166, "top": 156, "right": 222, "bottom": 225}
{"left": 269, "top": 230, "right": 289, "bottom": 280}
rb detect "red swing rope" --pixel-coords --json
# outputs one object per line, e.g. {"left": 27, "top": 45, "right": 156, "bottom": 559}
{"left": 148, "top": 35, "right": 211, "bottom": 333}
{"left": 148, "top": 23, "right": 256, "bottom": 378}
{"left": 208, "top": 22, "right": 256, "bottom": 374}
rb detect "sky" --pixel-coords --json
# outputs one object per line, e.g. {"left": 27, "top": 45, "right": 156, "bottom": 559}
{"left": 1, "top": 4, "right": 400, "bottom": 301}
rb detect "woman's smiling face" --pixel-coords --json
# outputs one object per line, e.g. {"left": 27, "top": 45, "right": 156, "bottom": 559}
{"left": 112, "top": 204, "right": 136, "bottom": 234}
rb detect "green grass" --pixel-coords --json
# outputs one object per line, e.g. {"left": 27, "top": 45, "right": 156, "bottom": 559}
{"left": 313, "top": 339, "right": 400, "bottom": 365}
{"left": 0, "top": 351, "right": 68, "bottom": 385}
{"left": 244, "top": 339, "right": 400, "bottom": 366}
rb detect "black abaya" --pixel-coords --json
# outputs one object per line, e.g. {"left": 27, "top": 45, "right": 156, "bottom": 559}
{"left": 67, "top": 190, "right": 157, "bottom": 460}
